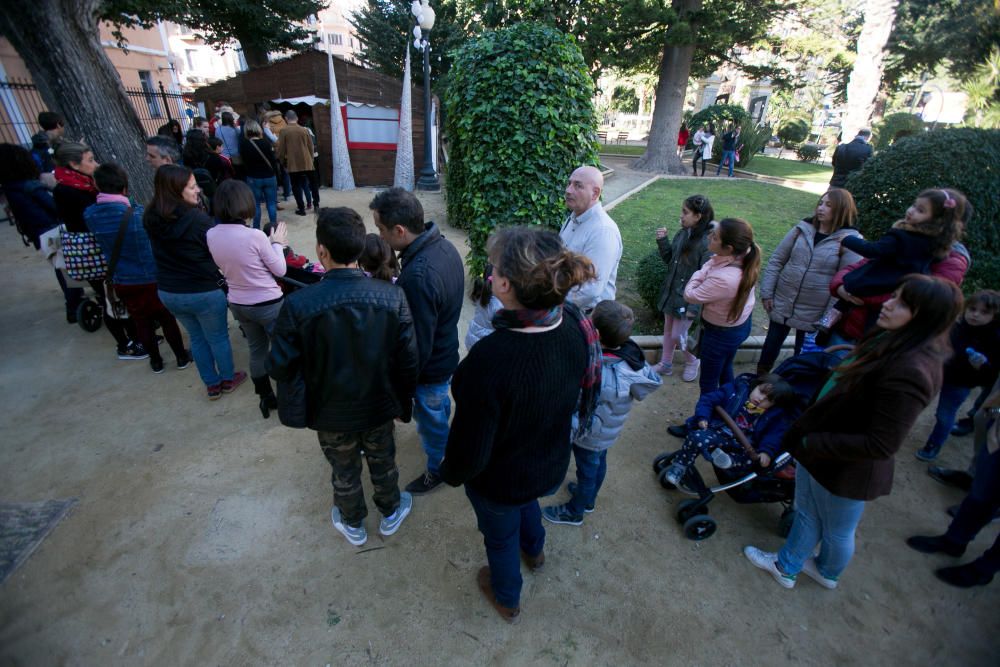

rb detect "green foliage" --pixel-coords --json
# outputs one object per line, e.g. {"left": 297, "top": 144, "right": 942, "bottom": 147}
{"left": 636, "top": 251, "right": 668, "bottom": 314}
{"left": 688, "top": 104, "right": 751, "bottom": 133}
{"left": 444, "top": 23, "right": 599, "bottom": 275}
{"left": 736, "top": 122, "right": 772, "bottom": 167}
{"left": 795, "top": 142, "right": 822, "bottom": 162}
{"left": 872, "top": 113, "right": 925, "bottom": 151}
{"left": 610, "top": 85, "right": 639, "bottom": 113}
{"left": 846, "top": 128, "right": 1000, "bottom": 291}
{"left": 777, "top": 117, "right": 810, "bottom": 145}
{"left": 104, "top": 0, "right": 325, "bottom": 66}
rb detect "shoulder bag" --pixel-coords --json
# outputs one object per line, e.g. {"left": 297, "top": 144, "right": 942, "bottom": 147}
{"left": 61, "top": 226, "right": 108, "bottom": 281}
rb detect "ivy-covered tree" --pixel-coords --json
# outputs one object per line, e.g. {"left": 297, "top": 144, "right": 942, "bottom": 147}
{"left": 104, "top": 0, "right": 326, "bottom": 68}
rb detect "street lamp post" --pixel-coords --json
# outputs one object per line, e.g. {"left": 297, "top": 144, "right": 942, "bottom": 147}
{"left": 412, "top": 1, "right": 439, "bottom": 191}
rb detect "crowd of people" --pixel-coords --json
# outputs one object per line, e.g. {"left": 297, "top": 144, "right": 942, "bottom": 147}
{"left": 2, "top": 109, "right": 998, "bottom": 625}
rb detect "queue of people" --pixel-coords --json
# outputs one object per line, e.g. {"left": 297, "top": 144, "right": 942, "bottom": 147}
{"left": 3, "top": 108, "right": 997, "bottom": 629}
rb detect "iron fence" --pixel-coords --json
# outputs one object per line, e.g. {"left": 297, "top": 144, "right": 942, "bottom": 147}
{"left": 0, "top": 77, "right": 192, "bottom": 146}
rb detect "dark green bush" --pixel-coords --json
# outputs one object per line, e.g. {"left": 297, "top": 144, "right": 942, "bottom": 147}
{"left": 688, "top": 103, "right": 750, "bottom": 133}
{"left": 737, "top": 121, "right": 772, "bottom": 167}
{"left": 846, "top": 128, "right": 1000, "bottom": 291}
{"left": 444, "top": 23, "right": 599, "bottom": 275}
{"left": 795, "top": 142, "right": 822, "bottom": 162}
{"left": 777, "top": 117, "right": 810, "bottom": 145}
{"left": 873, "top": 113, "right": 925, "bottom": 151}
{"left": 636, "top": 250, "right": 668, "bottom": 314}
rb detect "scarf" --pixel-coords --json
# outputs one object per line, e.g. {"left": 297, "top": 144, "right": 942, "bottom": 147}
{"left": 54, "top": 166, "right": 97, "bottom": 193}
{"left": 96, "top": 193, "right": 130, "bottom": 206}
{"left": 492, "top": 302, "right": 602, "bottom": 440}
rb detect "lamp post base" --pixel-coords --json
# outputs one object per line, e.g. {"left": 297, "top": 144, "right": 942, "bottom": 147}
{"left": 416, "top": 172, "right": 441, "bottom": 191}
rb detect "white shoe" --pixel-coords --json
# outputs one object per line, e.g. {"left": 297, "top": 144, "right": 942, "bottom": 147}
{"left": 744, "top": 546, "right": 796, "bottom": 588}
{"left": 682, "top": 359, "right": 700, "bottom": 382}
{"left": 801, "top": 557, "right": 838, "bottom": 589}
{"left": 379, "top": 491, "right": 413, "bottom": 536}
{"left": 331, "top": 507, "right": 367, "bottom": 546}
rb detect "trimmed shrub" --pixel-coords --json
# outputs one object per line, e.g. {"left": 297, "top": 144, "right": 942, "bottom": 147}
{"left": 737, "top": 121, "right": 772, "bottom": 167}
{"left": 688, "top": 103, "right": 751, "bottom": 133}
{"left": 795, "top": 142, "right": 822, "bottom": 162}
{"left": 873, "top": 113, "right": 925, "bottom": 151}
{"left": 444, "top": 23, "right": 599, "bottom": 275}
{"left": 636, "top": 249, "right": 668, "bottom": 315}
{"left": 846, "top": 128, "right": 1000, "bottom": 291}
{"left": 777, "top": 117, "right": 810, "bottom": 145}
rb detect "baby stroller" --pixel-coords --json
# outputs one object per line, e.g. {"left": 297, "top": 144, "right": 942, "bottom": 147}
{"left": 652, "top": 348, "right": 849, "bottom": 541}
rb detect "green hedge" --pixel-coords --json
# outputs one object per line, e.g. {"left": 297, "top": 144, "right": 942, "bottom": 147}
{"left": 846, "top": 128, "right": 1000, "bottom": 291}
{"left": 873, "top": 113, "right": 925, "bottom": 151}
{"left": 777, "top": 117, "right": 810, "bottom": 145}
{"left": 636, "top": 250, "right": 668, "bottom": 314}
{"left": 444, "top": 23, "right": 599, "bottom": 275}
{"left": 795, "top": 142, "right": 822, "bottom": 162}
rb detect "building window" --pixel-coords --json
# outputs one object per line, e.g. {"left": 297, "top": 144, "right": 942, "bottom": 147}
{"left": 138, "top": 70, "right": 162, "bottom": 118}
{"left": 328, "top": 33, "right": 344, "bottom": 46}
{"left": 185, "top": 50, "right": 197, "bottom": 70}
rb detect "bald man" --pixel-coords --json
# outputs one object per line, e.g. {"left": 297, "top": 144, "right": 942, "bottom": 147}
{"left": 559, "top": 165, "right": 623, "bottom": 312}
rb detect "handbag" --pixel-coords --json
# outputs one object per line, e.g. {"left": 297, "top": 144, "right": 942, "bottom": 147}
{"left": 103, "top": 206, "right": 133, "bottom": 320}
{"left": 61, "top": 227, "right": 107, "bottom": 281}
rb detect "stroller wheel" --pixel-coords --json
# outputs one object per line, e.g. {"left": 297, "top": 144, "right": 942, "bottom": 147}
{"left": 77, "top": 299, "right": 103, "bottom": 332}
{"left": 658, "top": 466, "right": 677, "bottom": 490}
{"left": 652, "top": 451, "right": 676, "bottom": 474}
{"left": 675, "top": 498, "right": 705, "bottom": 524}
{"left": 683, "top": 514, "right": 717, "bottom": 541}
{"left": 778, "top": 507, "right": 796, "bottom": 538}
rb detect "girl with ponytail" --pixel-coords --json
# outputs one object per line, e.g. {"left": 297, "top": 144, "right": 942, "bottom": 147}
{"left": 439, "top": 226, "right": 598, "bottom": 622}
{"left": 681, "top": 217, "right": 761, "bottom": 401}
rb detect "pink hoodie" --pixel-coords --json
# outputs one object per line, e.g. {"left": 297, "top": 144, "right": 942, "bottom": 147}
{"left": 684, "top": 254, "right": 755, "bottom": 326}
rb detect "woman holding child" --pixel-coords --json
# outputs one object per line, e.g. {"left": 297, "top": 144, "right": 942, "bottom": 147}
{"left": 757, "top": 188, "right": 862, "bottom": 374}
{"left": 745, "top": 274, "right": 963, "bottom": 590}
{"left": 440, "top": 227, "right": 597, "bottom": 623}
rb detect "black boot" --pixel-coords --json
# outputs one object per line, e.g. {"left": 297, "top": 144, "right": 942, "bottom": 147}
{"left": 252, "top": 375, "right": 278, "bottom": 418}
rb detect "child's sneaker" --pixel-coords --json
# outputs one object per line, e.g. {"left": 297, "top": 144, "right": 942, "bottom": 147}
{"left": 379, "top": 491, "right": 413, "bottom": 536}
{"left": 682, "top": 359, "right": 700, "bottom": 382}
{"left": 542, "top": 504, "right": 583, "bottom": 526}
{"left": 221, "top": 371, "right": 248, "bottom": 393}
{"left": 207, "top": 384, "right": 223, "bottom": 400}
{"left": 653, "top": 361, "right": 673, "bottom": 376}
{"left": 177, "top": 349, "right": 192, "bottom": 370}
{"left": 663, "top": 463, "right": 686, "bottom": 488}
{"left": 566, "top": 483, "right": 595, "bottom": 512}
{"left": 743, "top": 546, "right": 796, "bottom": 588}
{"left": 117, "top": 342, "right": 149, "bottom": 361}
{"left": 331, "top": 507, "right": 367, "bottom": 546}
{"left": 801, "top": 557, "right": 838, "bottom": 589}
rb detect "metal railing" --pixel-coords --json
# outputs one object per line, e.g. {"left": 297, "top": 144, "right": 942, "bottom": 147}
{"left": 0, "top": 77, "right": 190, "bottom": 146}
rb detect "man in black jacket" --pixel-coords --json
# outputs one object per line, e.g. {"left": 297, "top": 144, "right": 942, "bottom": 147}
{"left": 371, "top": 188, "right": 465, "bottom": 495}
{"left": 830, "top": 129, "right": 873, "bottom": 187}
{"left": 268, "top": 207, "right": 420, "bottom": 547}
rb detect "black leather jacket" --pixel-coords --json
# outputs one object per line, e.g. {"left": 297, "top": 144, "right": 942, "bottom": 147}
{"left": 267, "top": 268, "right": 419, "bottom": 432}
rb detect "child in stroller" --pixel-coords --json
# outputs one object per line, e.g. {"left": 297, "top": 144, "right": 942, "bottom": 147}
{"left": 654, "top": 350, "right": 847, "bottom": 540}
{"left": 662, "top": 373, "right": 796, "bottom": 489}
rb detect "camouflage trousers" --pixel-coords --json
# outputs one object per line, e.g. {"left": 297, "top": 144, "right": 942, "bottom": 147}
{"left": 318, "top": 420, "right": 400, "bottom": 526}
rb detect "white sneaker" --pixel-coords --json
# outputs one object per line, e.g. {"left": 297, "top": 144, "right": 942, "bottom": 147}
{"left": 744, "top": 546, "right": 796, "bottom": 588}
{"left": 331, "top": 507, "right": 367, "bottom": 546}
{"left": 682, "top": 359, "right": 700, "bottom": 382}
{"left": 801, "top": 557, "right": 838, "bottom": 589}
{"left": 379, "top": 491, "right": 413, "bottom": 536}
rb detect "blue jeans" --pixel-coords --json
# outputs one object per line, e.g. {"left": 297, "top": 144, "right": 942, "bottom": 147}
{"left": 158, "top": 289, "right": 234, "bottom": 387}
{"left": 246, "top": 176, "right": 278, "bottom": 230}
{"left": 698, "top": 317, "right": 752, "bottom": 395}
{"left": 568, "top": 446, "right": 607, "bottom": 515}
{"left": 717, "top": 150, "right": 736, "bottom": 177}
{"left": 465, "top": 486, "right": 545, "bottom": 609}
{"left": 413, "top": 381, "right": 451, "bottom": 475}
{"left": 778, "top": 466, "right": 866, "bottom": 579}
{"left": 928, "top": 383, "right": 973, "bottom": 448}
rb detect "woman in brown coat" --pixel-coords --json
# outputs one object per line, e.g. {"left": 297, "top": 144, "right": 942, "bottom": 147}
{"left": 744, "top": 274, "right": 962, "bottom": 589}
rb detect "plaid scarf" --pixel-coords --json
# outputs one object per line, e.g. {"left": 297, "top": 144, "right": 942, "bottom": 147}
{"left": 492, "top": 302, "right": 602, "bottom": 440}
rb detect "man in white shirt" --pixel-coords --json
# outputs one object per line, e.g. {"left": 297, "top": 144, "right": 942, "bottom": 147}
{"left": 559, "top": 165, "right": 623, "bottom": 313}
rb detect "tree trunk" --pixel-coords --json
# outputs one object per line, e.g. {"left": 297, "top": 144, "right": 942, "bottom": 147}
{"left": 239, "top": 40, "right": 271, "bottom": 69}
{"left": 633, "top": 0, "right": 702, "bottom": 174}
{"left": 0, "top": 1, "right": 153, "bottom": 203}
{"left": 841, "top": 0, "right": 899, "bottom": 140}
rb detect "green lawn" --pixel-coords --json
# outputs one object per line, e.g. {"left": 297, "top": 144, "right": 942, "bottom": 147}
{"left": 599, "top": 143, "right": 646, "bottom": 156}
{"left": 740, "top": 155, "right": 833, "bottom": 184}
{"left": 609, "top": 178, "right": 822, "bottom": 334}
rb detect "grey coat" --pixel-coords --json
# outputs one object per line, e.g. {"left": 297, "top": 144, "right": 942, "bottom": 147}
{"left": 760, "top": 220, "right": 862, "bottom": 331}
{"left": 656, "top": 228, "right": 712, "bottom": 317}
{"left": 574, "top": 354, "right": 662, "bottom": 452}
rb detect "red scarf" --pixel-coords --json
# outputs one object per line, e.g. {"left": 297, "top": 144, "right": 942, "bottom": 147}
{"left": 54, "top": 166, "right": 97, "bottom": 193}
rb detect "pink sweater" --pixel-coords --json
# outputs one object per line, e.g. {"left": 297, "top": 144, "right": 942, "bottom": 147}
{"left": 206, "top": 223, "right": 286, "bottom": 306}
{"left": 684, "top": 254, "right": 755, "bottom": 326}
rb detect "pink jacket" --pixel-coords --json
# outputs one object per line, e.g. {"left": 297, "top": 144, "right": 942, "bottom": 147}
{"left": 206, "top": 224, "right": 286, "bottom": 306}
{"left": 684, "top": 254, "right": 755, "bottom": 326}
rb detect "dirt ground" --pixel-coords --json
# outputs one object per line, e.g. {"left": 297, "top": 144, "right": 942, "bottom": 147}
{"left": 0, "top": 185, "right": 997, "bottom": 666}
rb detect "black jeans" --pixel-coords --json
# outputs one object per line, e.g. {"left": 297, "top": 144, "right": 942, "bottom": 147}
{"left": 692, "top": 151, "right": 706, "bottom": 176}
{"left": 88, "top": 279, "right": 137, "bottom": 350}
{"left": 758, "top": 320, "right": 806, "bottom": 374}
{"left": 945, "top": 443, "right": 1000, "bottom": 575}
{"left": 290, "top": 170, "right": 320, "bottom": 212}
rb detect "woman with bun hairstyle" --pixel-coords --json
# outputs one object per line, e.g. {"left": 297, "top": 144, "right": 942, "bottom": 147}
{"left": 441, "top": 226, "right": 599, "bottom": 623}
{"left": 745, "top": 274, "right": 962, "bottom": 589}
